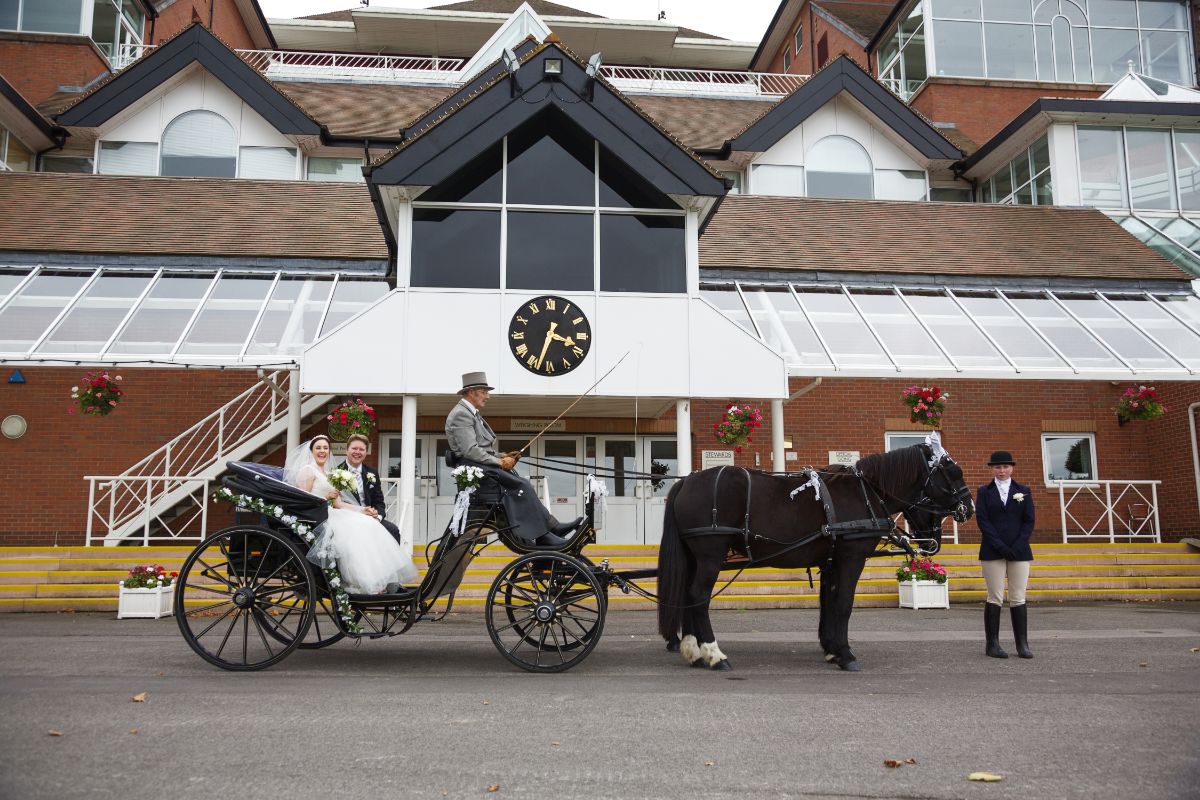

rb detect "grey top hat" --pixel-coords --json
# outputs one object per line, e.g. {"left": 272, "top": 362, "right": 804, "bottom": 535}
{"left": 987, "top": 450, "right": 1016, "bottom": 466}
{"left": 459, "top": 371, "right": 495, "bottom": 394}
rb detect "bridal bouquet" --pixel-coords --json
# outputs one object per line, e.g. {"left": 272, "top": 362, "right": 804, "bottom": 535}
{"left": 327, "top": 468, "right": 358, "bottom": 504}
{"left": 451, "top": 465, "right": 484, "bottom": 491}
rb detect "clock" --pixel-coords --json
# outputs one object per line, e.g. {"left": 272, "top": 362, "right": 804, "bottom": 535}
{"left": 508, "top": 295, "right": 591, "bottom": 376}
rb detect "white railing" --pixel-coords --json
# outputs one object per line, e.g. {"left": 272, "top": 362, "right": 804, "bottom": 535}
{"left": 86, "top": 476, "right": 212, "bottom": 546}
{"left": 1055, "top": 480, "right": 1162, "bottom": 542}
{"left": 85, "top": 371, "right": 330, "bottom": 545}
{"left": 238, "top": 49, "right": 465, "bottom": 83}
{"left": 599, "top": 66, "right": 807, "bottom": 98}
{"left": 892, "top": 513, "right": 960, "bottom": 545}
{"left": 109, "top": 44, "right": 804, "bottom": 97}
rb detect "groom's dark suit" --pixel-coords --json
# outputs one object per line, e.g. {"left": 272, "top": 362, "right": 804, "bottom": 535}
{"left": 337, "top": 460, "right": 400, "bottom": 545}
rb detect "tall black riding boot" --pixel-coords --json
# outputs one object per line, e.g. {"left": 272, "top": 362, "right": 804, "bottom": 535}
{"left": 985, "top": 602, "right": 1008, "bottom": 659}
{"left": 1011, "top": 604, "right": 1033, "bottom": 659}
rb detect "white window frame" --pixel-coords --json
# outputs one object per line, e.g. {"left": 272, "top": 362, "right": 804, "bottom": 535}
{"left": 794, "top": 24, "right": 803, "bottom": 55}
{"left": 1041, "top": 432, "right": 1098, "bottom": 486}
{"left": 885, "top": 431, "right": 931, "bottom": 452}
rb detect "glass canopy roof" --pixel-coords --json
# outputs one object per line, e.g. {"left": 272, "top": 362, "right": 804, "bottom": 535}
{"left": 0, "top": 267, "right": 390, "bottom": 366}
{"left": 1111, "top": 214, "right": 1200, "bottom": 278}
{"left": 703, "top": 283, "right": 1200, "bottom": 379}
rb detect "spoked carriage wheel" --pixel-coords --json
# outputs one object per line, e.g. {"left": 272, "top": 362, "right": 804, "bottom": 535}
{"left": 296, "top": 593, "right": 347, "bottom": 649}
{"left": 485, "top": 552, "right": 606, "bottom": 673}
{"left": 175, "top": 526, "right": 315, "bottom": 671}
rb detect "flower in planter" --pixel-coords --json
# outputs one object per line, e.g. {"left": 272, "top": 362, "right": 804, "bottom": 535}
{"left": 896, "top": 556, "right": 948, "bottom": 584}
{"left": 69, "top": 371, "right": 123, "bottom": 416}
{"left": 902, "top": 385, "right": 948, "bottom": 428}
{"left": 122, "top": 564, "right": 174, "bottom": 589}
{"left": 714, "top": 403, "right": 763, "bottom": 453}
{"left": 326, "top": 398, "right": 376, "bottom": 441}
{"left": 1116, "top": 385, "right": 1167, "bottom": 423}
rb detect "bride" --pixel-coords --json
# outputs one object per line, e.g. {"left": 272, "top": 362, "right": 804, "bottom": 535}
{"left": 284, "top": 435, "right": 419, "bottom": 594}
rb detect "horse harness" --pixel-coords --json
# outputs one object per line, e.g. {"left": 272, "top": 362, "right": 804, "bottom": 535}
{"left": 680, "top": 466, "right": 902, "bottom": 568}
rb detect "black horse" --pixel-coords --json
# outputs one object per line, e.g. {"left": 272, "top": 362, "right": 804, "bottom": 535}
{"left": 656, "top": 443, "right": 973, "bottom": 672}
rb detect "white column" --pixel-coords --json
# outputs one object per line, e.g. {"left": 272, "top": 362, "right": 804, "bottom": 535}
{"left": 286, "top": 368, "right": 301, "bottom": 454}
{"left": 771, "top": 398, "right": 785, "bottom": 473}
{"left": 399, "top": 395, "right": 418, "bottom": 552}
{"left": 676, "top": 399, "right": 692, "bottom": 475}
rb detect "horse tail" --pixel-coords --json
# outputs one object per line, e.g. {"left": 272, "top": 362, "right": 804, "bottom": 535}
{"left": 657, "top": 479, "right": 689, "bottom": 641}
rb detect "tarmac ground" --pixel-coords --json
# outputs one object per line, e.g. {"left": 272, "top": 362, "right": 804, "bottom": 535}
{"left": 0, "top": 602, "right": 1198, "bottom": 800}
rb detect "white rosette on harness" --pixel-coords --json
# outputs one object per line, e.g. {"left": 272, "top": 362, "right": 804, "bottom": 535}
{"left": 789, "top": 469, "right": 822, "bottom": 503}
{"left": 586, "top": 474, "right": 608, "bottom": 531}
{"left": 449, "top": 465, "right": 484, "bottom": 537}
{"left": 924, "top": 430, "right": 949, "bottom": 466}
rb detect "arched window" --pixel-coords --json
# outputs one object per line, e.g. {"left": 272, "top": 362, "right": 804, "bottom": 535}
{"left": 160, "top": 111, "right": 236, "bottom": 177}
{"left": 806, "top": 136, "right": 873, "bottom": 199}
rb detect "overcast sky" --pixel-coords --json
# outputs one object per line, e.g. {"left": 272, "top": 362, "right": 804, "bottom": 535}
{"left": 256, "top": 1, "right": 778, "bottom": 44}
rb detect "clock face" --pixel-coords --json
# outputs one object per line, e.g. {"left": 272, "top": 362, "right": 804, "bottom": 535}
{"left": 508, "top": 295, "right": 591, "bottom": 376}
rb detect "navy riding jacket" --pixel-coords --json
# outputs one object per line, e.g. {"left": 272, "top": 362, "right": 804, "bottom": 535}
{"left": 975, "top": 480, "right": 1035, "bottom": 562}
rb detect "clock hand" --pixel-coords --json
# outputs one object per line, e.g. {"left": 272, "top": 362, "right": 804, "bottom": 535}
{"left": 535, "top": 323, "right": 556, "bottom": 368}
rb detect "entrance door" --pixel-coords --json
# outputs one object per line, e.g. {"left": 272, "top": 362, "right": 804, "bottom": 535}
{"left": 641, "top": 437, "right": 679, "bottom": 545}
{"left": 588, "top": 436, "right": 641, "bottom": 544}
{"left": 537, "top": 437, "right": 583, "bottom": 525}
{"left": 381, "top": 435, "right": 426, "bottom": 543}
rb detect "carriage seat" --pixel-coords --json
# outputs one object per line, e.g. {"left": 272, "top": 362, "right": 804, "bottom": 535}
{"left": 234, "top": 462, "right": 286, "bottom": 482}
{"left": 444, "top": 449, "right": 505, "bottom": 505}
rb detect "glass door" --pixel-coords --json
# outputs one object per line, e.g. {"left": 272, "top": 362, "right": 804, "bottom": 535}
{"left": 588, "top": 435, "right": 641, "bottom": 544}
{"left": 381, "top": 435, "right": 426, "bottom": 543}
{"left": 641, "top": 437, "right": 679, "bottom": 545}
{"left": 540, "top": 437, "right": 583, "bottom": 525}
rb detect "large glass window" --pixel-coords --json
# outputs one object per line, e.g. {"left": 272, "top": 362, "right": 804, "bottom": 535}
{"left": 1042, "top": 433, "right": 1097, "bottom": 483}
{"left": 1175, "top": 131, "right": 1200, "bottom": 212}
{"left": 410, "top": 113, "right": 685, "bottom": 293}
{"left": 17, "top": 0, "right": 82, "bottom": 34}
{"left": 160, "top": 111, "right": 236, "bottom": 178}
{"left": 921, "top": 0, "right": 1194, "bottom": 86}
{"left": 807, "top": 136, "right": 873, "bottom": 200}
{"left": 879, "top": 2, "right": 928, "bottom": 98}
{"left": 0, "top": 127, "right": 33, "bottom": 172}
{"left": 984, "top": 136, "right": 1051, "bottom": 205}
{"left": 307, "top": 156, "right": 364, "bottom": 182}
{"left": 1075, "top": 126, "right": 1200, "bottom": 212}
{"left": 91, "top": 0, "right": 144, "bottom": 63}
{"left": 1077, "top": 126, "right": 1127, "bottom": 208}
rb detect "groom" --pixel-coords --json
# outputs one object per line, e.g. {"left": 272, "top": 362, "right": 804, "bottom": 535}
{"left": 337, "top": 434, "right": 400, "bottom": 544}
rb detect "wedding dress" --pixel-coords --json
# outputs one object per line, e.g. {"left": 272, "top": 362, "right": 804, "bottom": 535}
{"left": 285, "top": 447, "right": 418, "bottom": 594}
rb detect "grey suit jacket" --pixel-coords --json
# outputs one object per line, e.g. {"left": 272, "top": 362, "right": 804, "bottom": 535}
{"left": 445, "top": 400, "right": 502, "bottom": 466}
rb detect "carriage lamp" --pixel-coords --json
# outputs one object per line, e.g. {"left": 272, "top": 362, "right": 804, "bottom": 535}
{"left": 543, "top": 58, "right": 563, "bottom": 78}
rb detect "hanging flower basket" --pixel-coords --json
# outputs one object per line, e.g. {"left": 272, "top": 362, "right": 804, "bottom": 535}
{"left": 69, "top": 371, "right": 123, "bottom": 416}
{"left": 327, "top": 399, "right": 376, "bottom": 441}
{"left": 902, "top": 385, "right": 948, "bottom": 428}
{"left": 1116, "top": 385, "right": 1167, "bottom": 425}
{"left": 712, "top": 403, "right": 763, "bottom": 454}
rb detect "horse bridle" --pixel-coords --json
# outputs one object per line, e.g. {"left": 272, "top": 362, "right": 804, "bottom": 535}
{"left": 852, "top": 451, "right": 971, "bottom": 556}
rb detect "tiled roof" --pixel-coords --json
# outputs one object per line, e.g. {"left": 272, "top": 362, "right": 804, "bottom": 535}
{"left": 0, "top": 172, "right": 388, "bottom": 261}
{"left": 699, "top": 195, "right": 1191, "bottom": 281}
{"left": 278, "top": 82, "right": 454, "bottom": 139}
{"left": 432, "top": 1, "right": 603, "bottom": 18}
{"left": 630, "top": 95, "right": 780, "bottom": 151}
{"left": 812, "top": 1, "right": 894, "bottom": 42}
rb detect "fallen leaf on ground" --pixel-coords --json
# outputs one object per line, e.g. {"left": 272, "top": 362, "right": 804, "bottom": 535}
{"left": 129, "top": 729, "right": 138, "bottom": 735}
{"left": 905, "top": 757, "right": 917, "bottom": 764}
{"left": 132, "top": 692, "right": 147, "bottom": 702}
{"left": 704, "top": 760, "right": 715, "bottom": 767}
{"left": 482, "top": 700, "right": 491, "bottom": 705}
{"left": 47, "top": 730, "right": 63, "bottom": 737}
{"left": 551, "top": 742, "right": 560, "bottom": 747}
{"left": 968, "top": 772, "right": 1003, "bottom": 782}
{"left": 487, "top": 785, "right": 500, "bottom": 793}
{"left": 1190, "top": 646, "right": 1199, "bottom": 653}
{"left": 1139, "top": 662, "right": 1149, "bottom": 667}
{"left": 883, "top": 759, "right": 903, "bottom": 768}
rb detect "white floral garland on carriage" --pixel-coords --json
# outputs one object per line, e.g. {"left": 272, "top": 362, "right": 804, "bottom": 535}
{"left": 212, "top": 487, "right": 360, "bottom": 634}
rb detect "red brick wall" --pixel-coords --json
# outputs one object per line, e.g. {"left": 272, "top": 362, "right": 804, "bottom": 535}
{"left": 152, "top": 1, "right": 257, "bottom": 49}
{"left": 691, "top": 377, "right": 1200, "bottom": 543}
{"left": 762, "top": 1, "right": 891, "bottom": 74}
{"left": 0, "top": 40, "right": 109, "bottom": 105}
{"left": 910, "top": 80, "right": 1102, "bottom": 148}
{"left": 1, "top": 367, "right": 257, "bottom": 545}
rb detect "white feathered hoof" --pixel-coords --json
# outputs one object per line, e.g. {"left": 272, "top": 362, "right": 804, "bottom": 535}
{"left": 823, "top": 652, "right": 837, "bottom": 663}
{"left": 698, "top": 641, "right": 729, "bottom": 670}
{"left": 679, "top": 634, "right": 702, "bottom": 666}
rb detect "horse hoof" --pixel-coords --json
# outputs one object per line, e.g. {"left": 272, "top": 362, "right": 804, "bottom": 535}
{"left": 711, "top": 659, "right": 733, "bottom": 671}
{"left": 666, "top": 640, "right": 680, "bottom": 653}
{"left": 838, "top": 659, "right": 861, "bottom": 672}
{"left": 690, "top": 658, "right": 707, "bottom": 668}
{"left": 823, "top": 652, "right": 836, "bottom": 663}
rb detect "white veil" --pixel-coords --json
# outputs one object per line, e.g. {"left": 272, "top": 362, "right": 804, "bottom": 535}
{"left": 283, "top": 439, "right": 329, "bottom": 488}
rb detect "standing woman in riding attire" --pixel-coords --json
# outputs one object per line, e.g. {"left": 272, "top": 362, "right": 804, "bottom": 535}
{"left": 974, "top": 450, "right": 1035, "bottom": 659}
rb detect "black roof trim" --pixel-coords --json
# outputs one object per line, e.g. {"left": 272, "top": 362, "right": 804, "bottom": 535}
{"left": 727, "top": 55, "right": 961, "bottom": 159}
{"left": 959, "top": 97, "right": 1200, "bottom": 173}
{"left": 57, "top": 24, "right": 316, "bottom": 133}
{"left": 368, "top": 43, "right": 727, "bottom": 198}
{"left": 867, "top": 0, "right": 910, "bottom": 53}
{"left": 0, "top": 75, "right": 67, "bottom": 146}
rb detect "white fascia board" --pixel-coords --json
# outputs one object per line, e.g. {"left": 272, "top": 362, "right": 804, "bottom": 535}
{"left": 784, "top": 364, "right": 1194, "bottom": 380}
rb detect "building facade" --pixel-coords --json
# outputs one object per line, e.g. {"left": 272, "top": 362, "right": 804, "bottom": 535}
{"left": 0, "top": 0, "right": 1197, "bottom": 550}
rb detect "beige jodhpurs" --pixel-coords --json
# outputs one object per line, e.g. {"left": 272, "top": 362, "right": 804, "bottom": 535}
{"left": 981, "top": 559, "right": 1031, "bottom": 606}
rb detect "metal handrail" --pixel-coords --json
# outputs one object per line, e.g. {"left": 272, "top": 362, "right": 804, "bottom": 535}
{"left": 1054, "top": 479, "right": 1162, "bottom": 542}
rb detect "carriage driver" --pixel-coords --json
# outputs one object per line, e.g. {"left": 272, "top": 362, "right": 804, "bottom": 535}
{"left": 445, "top": 372, "right": 583, "bottom": 548}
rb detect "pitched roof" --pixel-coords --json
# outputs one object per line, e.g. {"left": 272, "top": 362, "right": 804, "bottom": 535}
{"left": 0, "top": 173, "right": 387, "bottom": 262}
{"left": 811, "top": 1, "right": 893, "bottom": 42}
{"left": 631, "top": 95, "right": 780, "bottom": 151}
{"left": 699, "top": 195, "right": 1192, "bottom": 282}
{"left": 278, "top": 82, "right": 454, "bottom": 140}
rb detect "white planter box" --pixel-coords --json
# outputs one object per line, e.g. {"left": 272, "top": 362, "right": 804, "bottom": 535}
{"left": 117, "top": 583, "right": 175, "bottom": 619}
{"left": 898, "top": 579, "right": 949, "bottom": 610}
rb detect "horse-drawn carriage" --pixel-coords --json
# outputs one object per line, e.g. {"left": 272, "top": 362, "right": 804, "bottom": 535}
{"left": 175, "top": 441, "right": 972, "bottom": 673}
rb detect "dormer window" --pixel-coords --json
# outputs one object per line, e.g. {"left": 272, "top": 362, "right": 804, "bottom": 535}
{"left": 160, "top": 111, "right": 236, "bottom": 178}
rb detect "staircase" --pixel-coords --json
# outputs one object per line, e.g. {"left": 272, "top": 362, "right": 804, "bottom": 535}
{"left": 85, "top": 370, "right": 332, "bottom": 546}
{"left": 3, "top": 543, "right": 1198, "bottom": 613}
